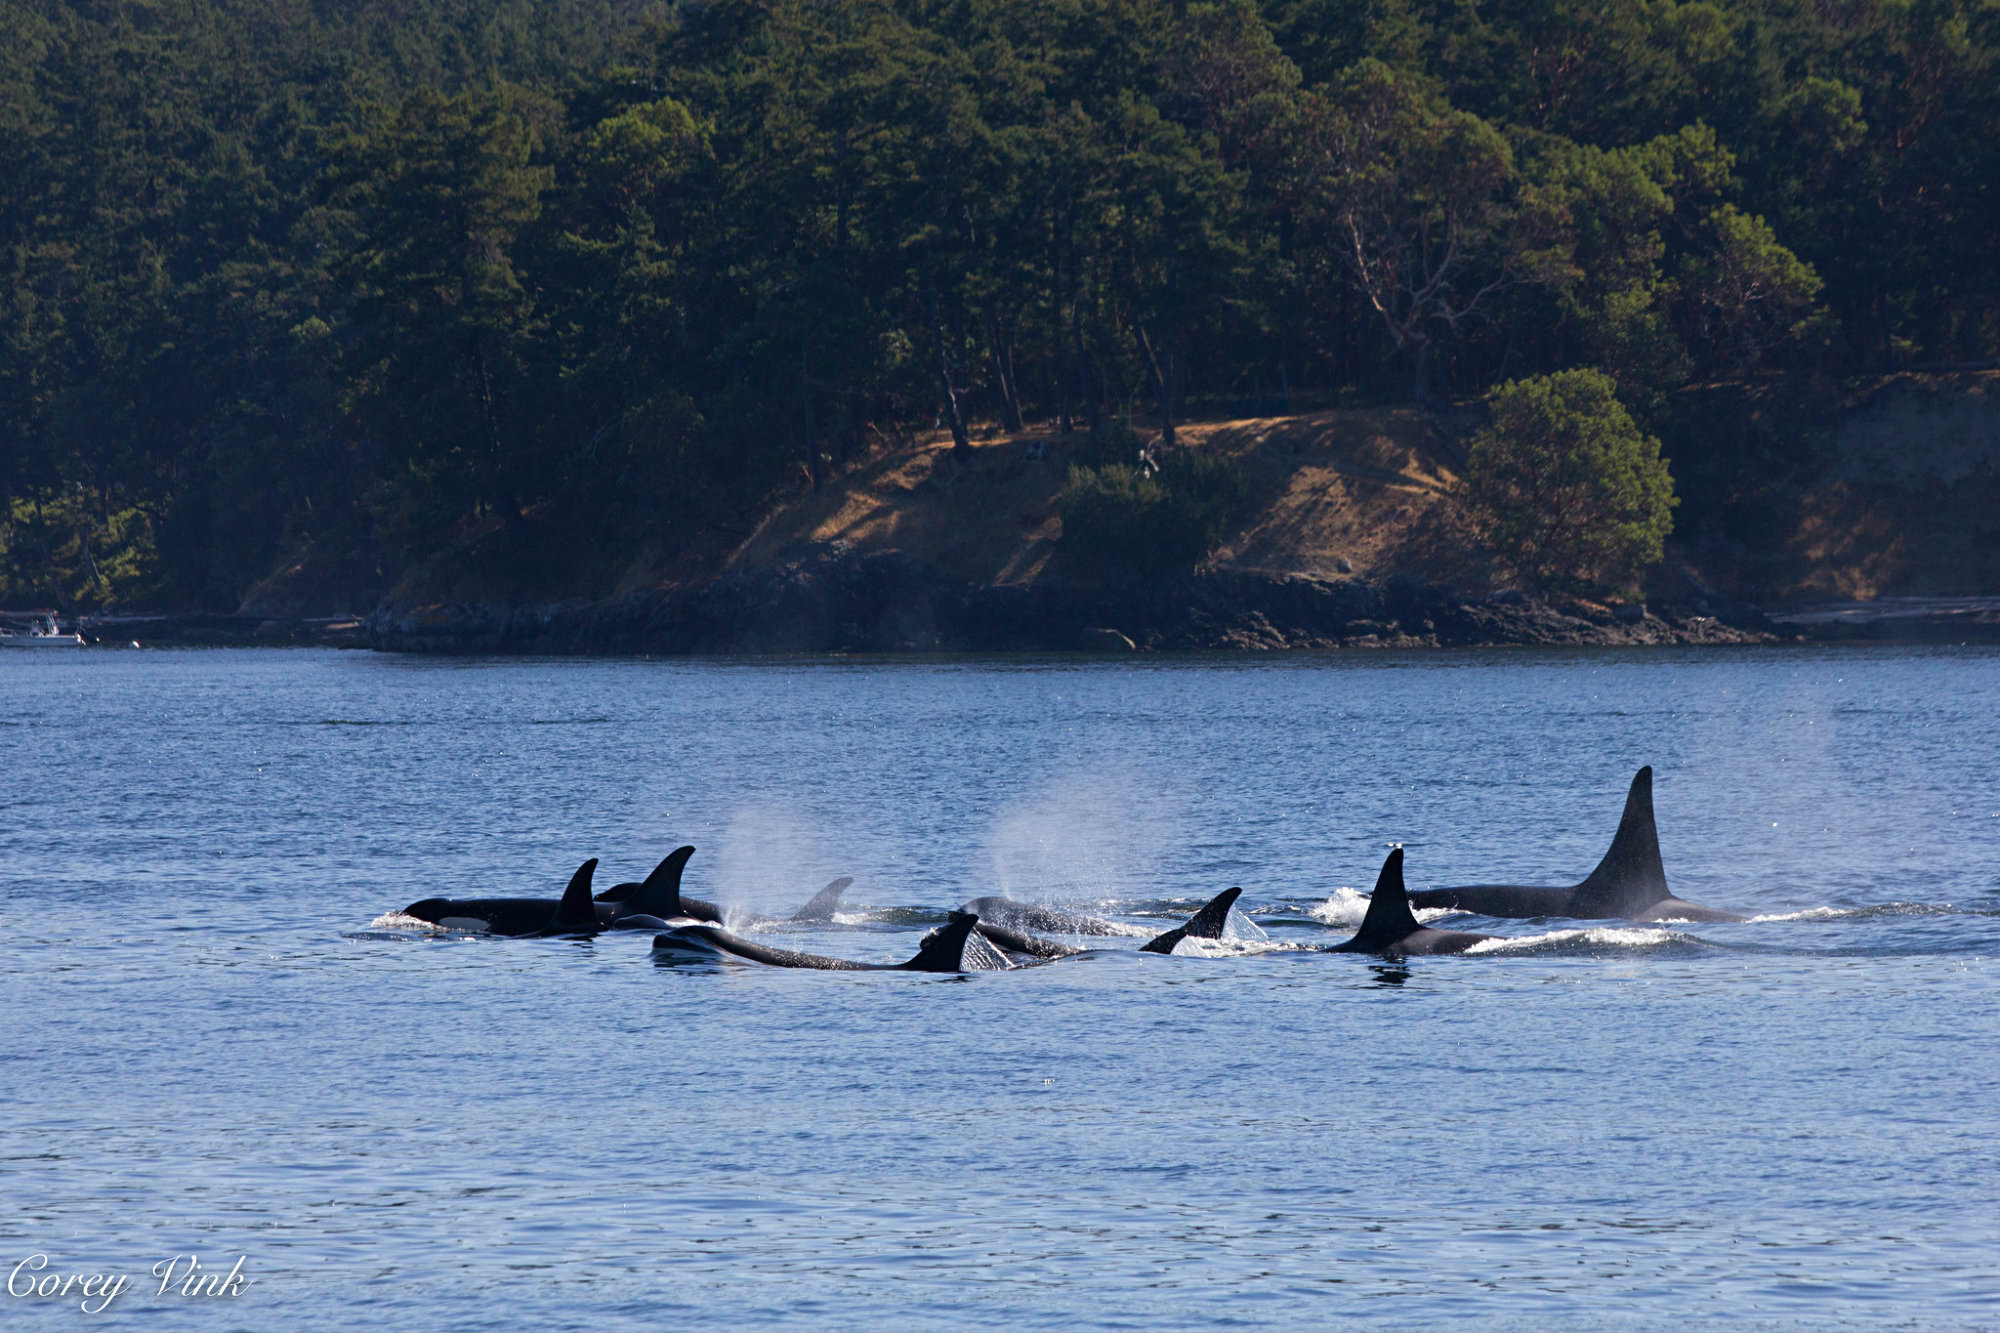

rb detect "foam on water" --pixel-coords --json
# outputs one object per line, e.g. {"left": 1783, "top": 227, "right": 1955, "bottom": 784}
{"left": 1221, "top": 908, "right": 1269, "bottom": 944}
{"left": 1309, "top": 887, "right": 1369, "bottom": 925}
{"left": 1466, "top": 926, "right": 1683, "bottom": 953}
{"left": 1171, "top": 934, "right": 1289, "bottom": 958}
{"left": 1750, "top": 906, "right": 1847, "bottom": 922}
{"left": 367, "top": 910, "right": 447, "bottom": 931}
{"left": 1309, "top": 887, "right": 1452, "bottom": 926}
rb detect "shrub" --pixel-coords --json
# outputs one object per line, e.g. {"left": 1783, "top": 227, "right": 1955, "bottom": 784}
{"left": 1461, "top": 368, "right": 1676, "bottom": 593}
{"left": 1059, "top": 450, "right": 1248, "bottom": 577}
{"left": 1071, "top": 420, "right": 1147, "bottom": 470}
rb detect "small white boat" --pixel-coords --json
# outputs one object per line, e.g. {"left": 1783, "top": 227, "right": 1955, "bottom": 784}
{"left": 0, "top": 613, "right": 85, "bottom": 647}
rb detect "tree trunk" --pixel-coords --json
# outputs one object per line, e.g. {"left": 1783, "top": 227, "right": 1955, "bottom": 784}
{"left": 473, "top": 335, "right": 526, "bottom": 532}
{"left": 1054, "top": 208, "right": 1075, "bottom": 435}
{"left": 985, "top": 309, "right": 1024, "bottom": 433}
{"left": 801, "top": 341, "right": 821, "bottom": 491}
{"left": 1071, "top": 288, "right": 1093, "bottom": 434}
{"left": 834, "top": 131, "right": 850, "bottom": 254}
{"left": 1134, "top": 323, "right": 1176, "bottom": 449}
{"left": 1048, "top": 235, "right": 1070, "bottom": 434}
{"left": 930, "top": 281, "right": 972, "bottom": 460}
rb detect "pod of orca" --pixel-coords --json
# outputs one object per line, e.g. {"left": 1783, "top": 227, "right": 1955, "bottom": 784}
{"left": 386, "top": 766, "right": 1750, "bottom": 969}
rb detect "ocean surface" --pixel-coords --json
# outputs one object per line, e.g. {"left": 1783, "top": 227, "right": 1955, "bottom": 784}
{"left": 2, "top": 644, "right": 1996, "bottom": 1331}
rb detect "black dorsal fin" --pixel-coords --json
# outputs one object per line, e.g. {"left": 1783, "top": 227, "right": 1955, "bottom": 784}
{"left": 1139, "top": 886, "right": 1244, "bottom": 954}
{"left": 900, "top": 911, "right": 983, "bottom": 972}
{"left": 790, "top": 876, "right": 854, "bottom": 922}
{"left": 618, "top": 846, "right": 696, "bottom": 920}
{"left": 549, "top": 858, "right": 601, "bottom": 930}
{"left": 1567, "top": 767, "right": 1670, "bottom": 917}
{"left": 1349, "top": 848, "right": 1420, "bottom": 948}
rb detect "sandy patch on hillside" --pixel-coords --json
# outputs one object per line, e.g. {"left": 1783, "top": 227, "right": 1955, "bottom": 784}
{"left": 723, "top": 408, "right": 1483, "bottom": 587}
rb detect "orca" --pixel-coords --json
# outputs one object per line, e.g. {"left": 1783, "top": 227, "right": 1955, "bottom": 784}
{"left": 598, "top": 858, "right": 853, "bottom": 926}
{"left": 401, "top": 848, "right": 696, "bottom": 936}
{"left": 1332, "top": 849, "right": 1498, "bottom": 957}
{"left": 785, "top": 877, "right": 856, "bottom": 923}
{"left": 1138, "top": 887, "right": 1244, "bottom": 954}
{"left": 402, "top": 858, "right": 614, "bottom": 937}
{"left": 971, "top": 888, "right": 1246, "bottom": 962}
{"left": 1405, "top": 767, "right": 1747, "bottom": 922}
{"left": 650, "top": 911, "right": 1003, "bottom": 972}
{"left": 973, "top": 920, "right": 1083, "bottom": 960}
{"left": 959, "top": 897, "right": 1128, "bottom": 936}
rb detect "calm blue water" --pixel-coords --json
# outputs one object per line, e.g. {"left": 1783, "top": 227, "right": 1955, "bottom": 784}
{"left": 2, "top": 645, "right": 1997, "bottom": 1331}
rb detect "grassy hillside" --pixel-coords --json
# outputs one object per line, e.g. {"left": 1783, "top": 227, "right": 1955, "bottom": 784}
{"left": 721, "top": 408, "right": 1481, "bottom": 592}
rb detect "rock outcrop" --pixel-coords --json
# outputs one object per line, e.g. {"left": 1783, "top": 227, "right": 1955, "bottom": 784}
{"left": 365, "top": 542, "right": 1776, "bottom": 654}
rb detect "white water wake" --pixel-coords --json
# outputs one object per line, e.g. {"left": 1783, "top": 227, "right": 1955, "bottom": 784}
{"left": 1466, "top": 927, "right": 1681, "bottom": 954}
{"left": 366, "top": 910, "right": 449, "bottom": 931}
{"left": 1309, "top": 887, "right": 1453, "bottom": 926}
{"left": 1170, "top": 934, "right": 1290, "bottom": 958}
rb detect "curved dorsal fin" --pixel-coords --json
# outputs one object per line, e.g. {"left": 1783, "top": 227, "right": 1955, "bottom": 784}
{"left": 1567, "top": 768, "right": 1670, "bottom": 917}
{"left": 1139, "top": 886, "right": 1243, "bottom": 954}
{"left": 618, "top": 846, "right": 696, "bottom": 920}
{"left": 900, "top": 911, "right": 984, "bottom": 972}
{"left": 1349, "top": 848, "right": 1420, "bottom": 948}
{"left": 549, "top": 858, "right": 601, "bottom": 930}
{"left": 790, "top": 876, "right": 854, "bottom": 922}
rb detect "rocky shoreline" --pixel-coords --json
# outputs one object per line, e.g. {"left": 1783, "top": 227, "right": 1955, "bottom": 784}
{"left": 360, "top": 542, "right": 1781, "bottom": 655}
{"left": 54, "top": 550, "right": 2000, "bottom": 655}
{"left": 68, "top": 612, "right": 372, "bottom": 649}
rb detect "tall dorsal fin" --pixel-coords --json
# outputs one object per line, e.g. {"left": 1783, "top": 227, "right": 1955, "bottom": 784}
{"left": 1349, "top": 848, "right": 1421, "bottom": 948}
{"left": 1566, "top": 767, "right": 1670, "bottom": 917}
{"left": 617, "top": 846, "right": 696, "bottom": 920}
{"left": 900, "top": 911, "right": 985, "bottom": 972}
{"left": 790, "top": 876, "right": 854, "bottom": 922}
{"left": 549, "top": 858, "right": 601, "bottom": 930}
{"left": 1139, "top": 886, "right": 1244, "bottom": 954}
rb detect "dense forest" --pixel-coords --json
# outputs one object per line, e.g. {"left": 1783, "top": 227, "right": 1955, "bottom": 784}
{"left": 2, "top": 0, "right": 1996, "bottom": 612}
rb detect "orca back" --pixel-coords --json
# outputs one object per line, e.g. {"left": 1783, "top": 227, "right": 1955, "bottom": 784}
{"left": 546, "top": 859, "right": 602, "bottom": 933}
{"left": 960, "top": 896, "right": 1124, "bottom": 936}
{"left": 616, "top": 846, "right": 697, "bottom": 920}
{"left": 900, "top": 911, "right": 989, "bottom": 972}
{"left": 402, "top": 897, "right": 560, "bottom": 936}
{"left": 1140, "top": 887, "right": 1244, "bottom": 954}
{"left": 1566, "top": 767, "right": 1671, "bottom": 918}
{"left": 790, "top": 877, "right": 854, "bottom": 922}
{"left": 1336, "top": 849, "right": 1422, "bottom": 952}
{"left": 975, "top": 921, "right": 1081, "bottom": 960}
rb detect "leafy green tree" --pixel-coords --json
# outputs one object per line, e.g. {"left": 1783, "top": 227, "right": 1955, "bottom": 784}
{"left": 1294, "top": 60, "right": 1521, "bottom": 404}
{"left": 1461, "top": 368, "right": 1676, "bottom": 592}
{"left": 338, "top": 86, "right": 554, "bottom": 549}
